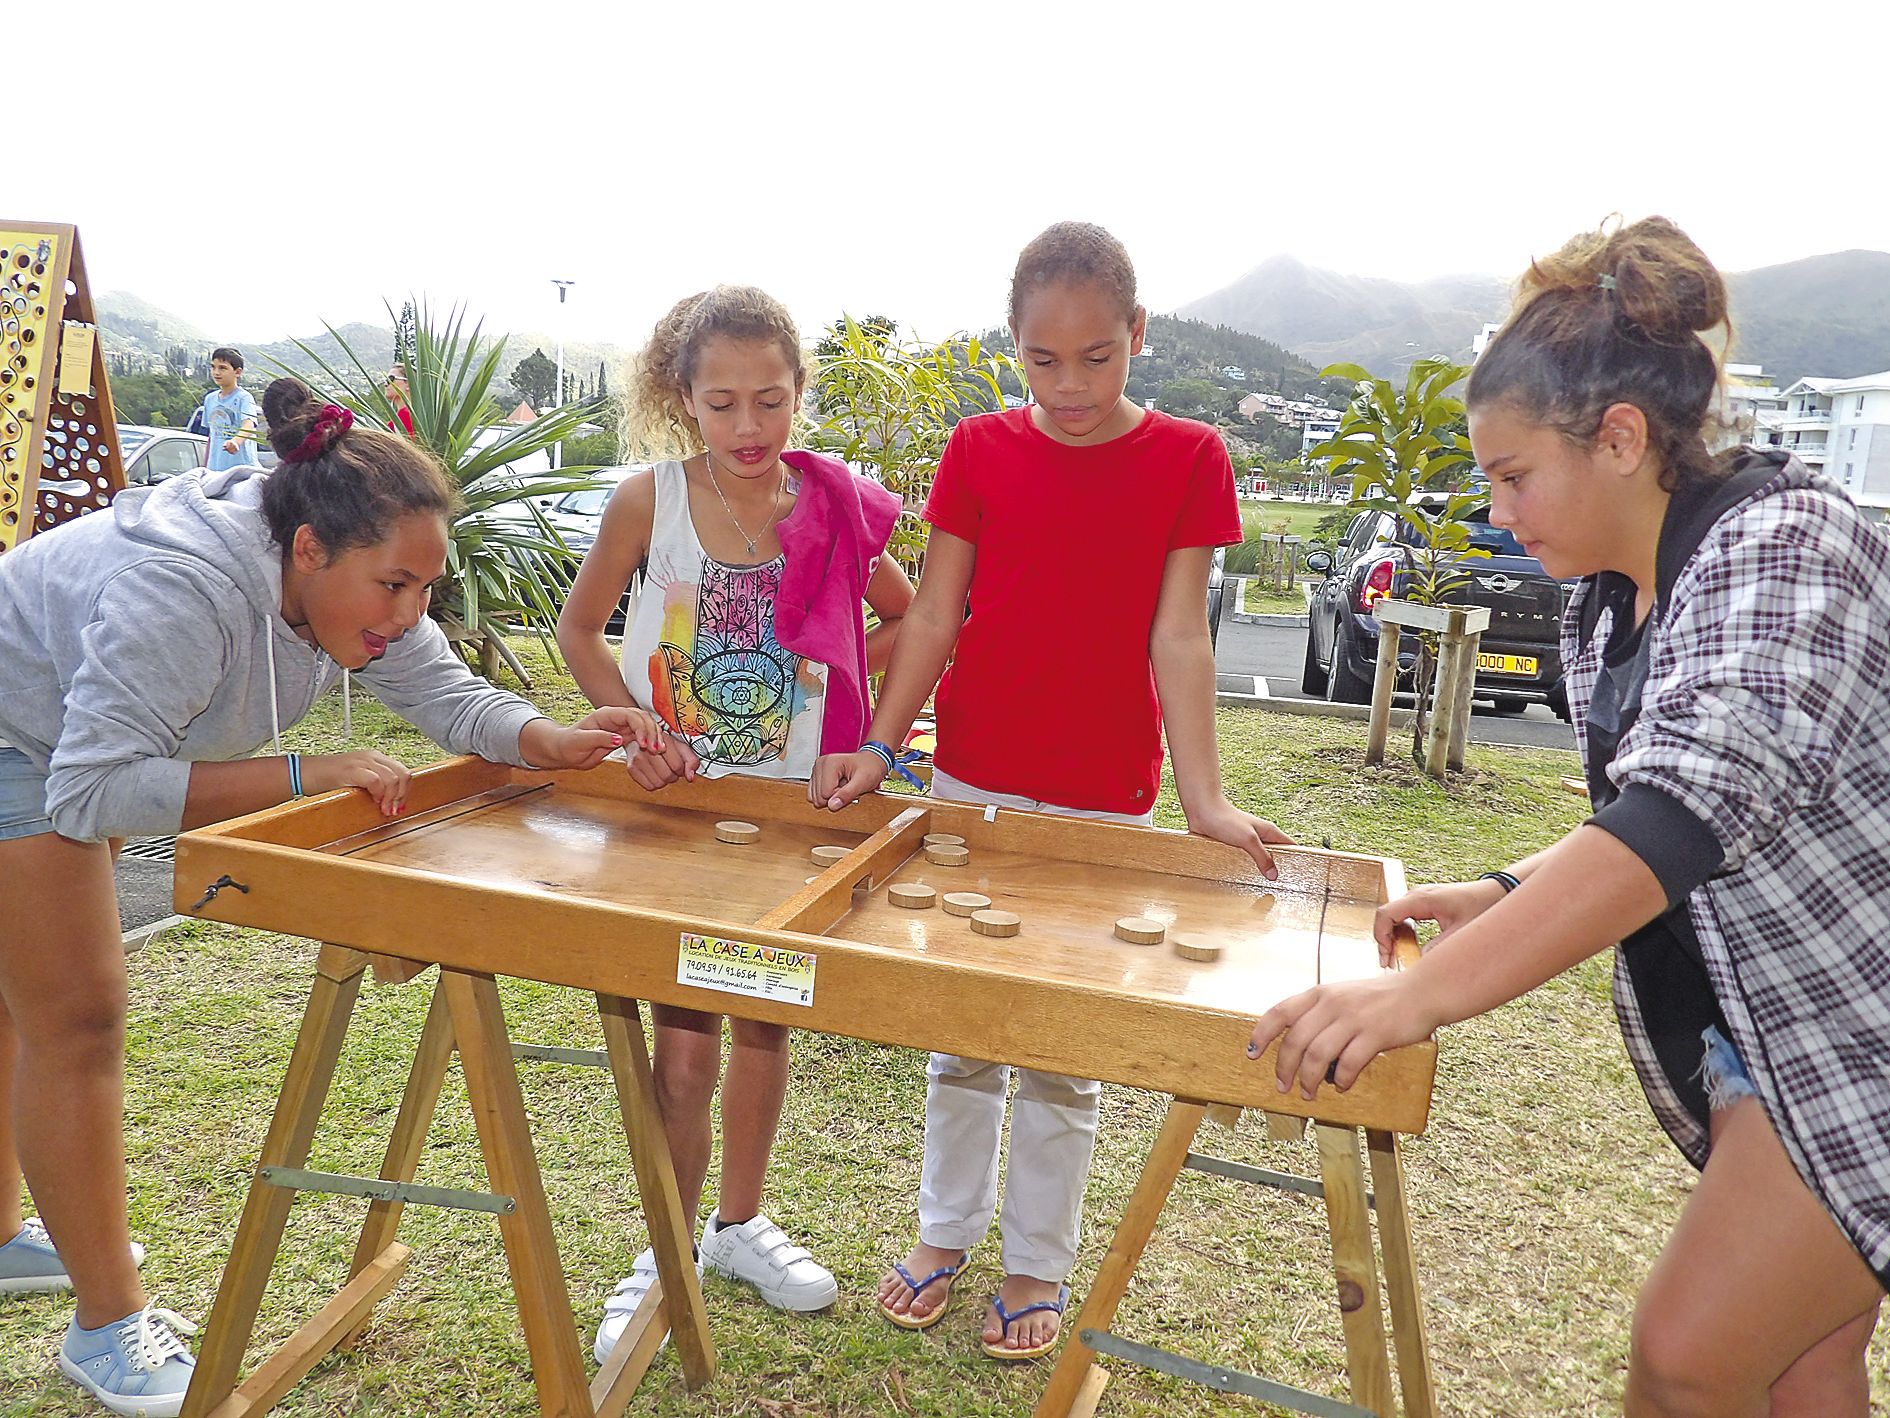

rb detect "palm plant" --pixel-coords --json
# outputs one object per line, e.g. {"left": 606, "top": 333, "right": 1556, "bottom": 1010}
{"left": 1311, "top": 357, "right": 1486, "bottom": 765}
{"left": 281, "top": 301, "right": 608, "bottom": 682}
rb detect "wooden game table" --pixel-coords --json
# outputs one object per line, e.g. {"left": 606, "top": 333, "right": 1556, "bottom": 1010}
{"left": 172, "top": 756, "right": 1438, "bottom": 1418}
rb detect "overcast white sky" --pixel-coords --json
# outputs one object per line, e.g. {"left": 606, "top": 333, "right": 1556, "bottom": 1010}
{"left": 20, "top": 0, "right": 1889, "bottom": 347}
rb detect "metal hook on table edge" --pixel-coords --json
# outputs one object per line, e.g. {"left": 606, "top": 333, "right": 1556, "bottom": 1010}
{"left": 191, "top": 874, "right": 251, "bottom": 910}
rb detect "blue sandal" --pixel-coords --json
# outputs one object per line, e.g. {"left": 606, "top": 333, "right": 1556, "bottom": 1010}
{"left": 879, "top": 1251, "right": 970, "bottom": 1331}
{"left": 980, "top": 1283, "right": 1071, "bottom": 1360}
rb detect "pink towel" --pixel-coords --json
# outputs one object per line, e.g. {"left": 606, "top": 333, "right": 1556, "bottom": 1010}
{"left": 775, "top": 449, "right": 902, "bottom": 756}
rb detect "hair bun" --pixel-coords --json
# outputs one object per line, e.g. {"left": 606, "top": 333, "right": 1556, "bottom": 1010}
{"left": 263, "top": 377, "right": 318, "bottom": 458}
{"left": 1604, "top": 217, "right": 1728, "bottom": 344}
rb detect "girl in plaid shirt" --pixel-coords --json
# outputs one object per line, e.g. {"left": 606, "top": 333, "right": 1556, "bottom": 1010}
{"left": 1250, "top": 217, "right": 1890, "bottom": 1416}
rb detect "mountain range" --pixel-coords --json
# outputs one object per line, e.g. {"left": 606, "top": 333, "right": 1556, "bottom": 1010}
{"left": 1179, "top": 250, "right": 1890, "bottom": 386}
{"left": 96, "top": 245, "right": 1890, "bottom": 402}
{"left": 92, "top": 292, "right": 624, "bottom": 401}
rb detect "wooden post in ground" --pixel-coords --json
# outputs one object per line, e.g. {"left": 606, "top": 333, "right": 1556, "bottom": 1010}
{"left": 1443, "top": 621, "right": 1483, "bottom": 773}
{"left": 1364, "top": 622, "right": 1402, "bottom": 766}
{"left": 1368, "top": 602, "right": 1489, "bottom": 781}
{"left": 1425, "top": 607, "right": 1488, "bottom": 779}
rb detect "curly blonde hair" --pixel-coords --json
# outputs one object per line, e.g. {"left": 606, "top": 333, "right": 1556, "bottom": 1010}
{"left": 620, "top": 286, "right": 808, "bottom": 458}
{"left": 1468, "top": 216, "right": 1734, "bottom": 489}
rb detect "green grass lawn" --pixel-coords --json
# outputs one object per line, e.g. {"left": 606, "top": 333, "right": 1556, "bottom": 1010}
{"left": 6, "top": 641, "right": 1888, "bottom": 1415}
{"left": 1237, "top": 579, "right": 1310, "bottom": 617}
{"left": 1238, "top": 499, "right": 1338, "bottom": 545}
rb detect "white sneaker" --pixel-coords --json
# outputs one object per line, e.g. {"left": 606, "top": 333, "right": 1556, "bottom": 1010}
{"left": 594, "top": 1244, "right": 704, "bottom": 1366}
{"left": 699, "top": 1211, "right": 837, "bottom": 1312}
{"left": 0, "top": 1218, "right": 147, "bottom": 1295}
{"left": 58, "top": 1303, "right": 198, "bottom": 1418}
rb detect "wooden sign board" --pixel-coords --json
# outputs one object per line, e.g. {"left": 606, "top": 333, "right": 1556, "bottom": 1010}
{"left": 0, "top": 221, "right": 125, "bottom": 555}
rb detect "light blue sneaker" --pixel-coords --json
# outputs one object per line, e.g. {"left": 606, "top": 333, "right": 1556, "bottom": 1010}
{"left": 58, "top": 1304, "right": 198, "bottom": 1418}
{"left": 0, "top": 1217, "right": 147, "bottom": 1294}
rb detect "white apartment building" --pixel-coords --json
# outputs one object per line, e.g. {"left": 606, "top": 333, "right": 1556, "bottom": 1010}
{"left": 1300, "top": 411, "right": 1341, "bottom": 457}
{"left": 1776, "top": 371, "right": 1890, "bottom": 514}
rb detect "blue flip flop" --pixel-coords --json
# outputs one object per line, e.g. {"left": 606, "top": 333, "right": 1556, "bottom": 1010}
{"left": 981, "top": 1283, "right": 1071, "bottom": 1360}
{"left": 879, "top": 1251, "right": 970, "bottom": 1331}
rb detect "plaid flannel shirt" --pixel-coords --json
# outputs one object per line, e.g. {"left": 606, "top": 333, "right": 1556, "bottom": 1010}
{"left": 1564, "top": 450, "right": 1890, "bottom": 1283}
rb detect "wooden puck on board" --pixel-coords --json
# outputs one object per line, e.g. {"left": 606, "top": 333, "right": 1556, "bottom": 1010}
{"left": 1253, "top": 891, "right": 1277, "bottom": 914}
{"left": 970, "top": 909, "right": 1021, "bottom": 938}
{"left": 923, "top": 833, "right": 966, "bottom": 848}
{"left": 1173, "top": 936, "right": 1222, "bottom": 963}
{"left": 924, "top": 844, "right": 970, "bottom": 867}
{"left": 1114, "top": 916, "right": 1165, "bottom": 946}
{"left": 714, "top": 820, "right": 760, "bottom": 845}
{"left": 942, "top": 892, "right": 991, "bottom": 917}
{"left": 811, "top": 845, "right": 851, "bottom": 867}
{"left": 889, "top": 883, "right": 938, "bottom": 910}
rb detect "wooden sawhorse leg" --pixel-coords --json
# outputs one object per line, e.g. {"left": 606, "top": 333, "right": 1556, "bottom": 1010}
{"left": 1368, "top": 1129, "right": 1437, "bottom": 1418}
{"left": 592, "top": 993, "right": 716, "bottom": 1411}
{"left": 1032, "top": 1108, "right": 1437, "bottom": 1418}
{"left": 441, "top": 967, "right": 595, "bottom": 1415}
{"left": 1316, "top": 1122, "right": 1394, "bottom": 1415}
{"left": 182, "top": 945, "right": 396, "bottom": 1418}
{"left": 1035, "top": 1098, "right": 1207, "bottom": 1417}
{"left": 183, "top": 955, "right": 724, "bottom": 1418}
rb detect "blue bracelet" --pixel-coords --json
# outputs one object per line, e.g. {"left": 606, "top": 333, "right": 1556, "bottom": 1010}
{"left": 862, "top": 740, "right": 925, "bottom": 791}
{"left": 1479, "top": 869, "right": 1520, "bottom": 893}
{"left": 286, "top": 752, "right": 304, "bottom": 799}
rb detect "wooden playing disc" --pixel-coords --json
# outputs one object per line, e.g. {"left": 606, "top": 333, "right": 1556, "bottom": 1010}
{"left": 923, "top": 833, "right": 966, "bottom": 848}
{"left": 810, "top": 845, "right": 851, "bottom": 867}
{"left": 1114, "top": 916, "right": 1165, "bottom": 946}
{"left": 889, "top": 883, "right": 937, "bottom": 910}
{"left": 924, "top": 844, "right": 970, "bottom": 867}
{"left": 1253, "top": 891, "right": 1277, "bottom": 914}
{"left": 970, "top": 909, "right": 1021, "bottom": 938}
{"left": 1173, "top": 935, "right": 1222, "bottom": 962}
{"left": 942, "top": 892, "right": 991, "bottom": 917}
{"left": 714, "top": 820, "right": 760, "bottom": 845}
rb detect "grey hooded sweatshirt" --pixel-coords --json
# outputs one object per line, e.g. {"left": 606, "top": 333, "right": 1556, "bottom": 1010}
{"left": 0, "top": 466, "right": 546, "bottom": 841}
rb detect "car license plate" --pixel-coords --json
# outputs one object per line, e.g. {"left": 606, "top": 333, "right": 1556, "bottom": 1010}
{"left": 1477, "top": 653, "right": 1538, "bottom": 676}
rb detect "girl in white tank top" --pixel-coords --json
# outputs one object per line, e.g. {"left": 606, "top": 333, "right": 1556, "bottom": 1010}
{"left": 620, "top": 459, "right": 827, "bottom": 780}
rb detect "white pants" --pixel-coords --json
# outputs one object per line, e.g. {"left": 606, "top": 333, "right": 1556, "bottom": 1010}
{"left": 916, "top": 768, "right": 1153, "bottom": 1281}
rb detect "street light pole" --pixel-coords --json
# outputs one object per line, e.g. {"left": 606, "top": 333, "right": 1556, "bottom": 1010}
{"left": 550, "top": 279, "right": 575, "bottom": 468}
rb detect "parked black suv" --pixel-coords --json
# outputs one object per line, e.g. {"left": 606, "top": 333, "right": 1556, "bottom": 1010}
{"left": 1301, "top": 505, "right": 1569, "bottom": 715}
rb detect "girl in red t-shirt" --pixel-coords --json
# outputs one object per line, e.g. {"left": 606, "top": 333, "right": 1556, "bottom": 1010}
{"left": 818, "top": 222, "right": 1292, "bottom": 1359}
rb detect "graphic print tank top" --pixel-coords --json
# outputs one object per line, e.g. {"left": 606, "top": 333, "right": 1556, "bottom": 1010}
{"left": 620, "top": 460, "right": 827, "bottom": 779}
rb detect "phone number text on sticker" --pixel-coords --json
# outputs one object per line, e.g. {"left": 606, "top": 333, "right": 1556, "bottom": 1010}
{"left": 677, "top": 932, "right": 817, "bottom": 1007}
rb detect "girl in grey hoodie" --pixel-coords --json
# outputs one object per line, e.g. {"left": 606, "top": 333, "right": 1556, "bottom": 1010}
{"left": 0, "top": 378, "right": 662, "bottom": 1416}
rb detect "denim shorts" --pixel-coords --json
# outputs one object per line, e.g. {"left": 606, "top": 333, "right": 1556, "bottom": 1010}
{"left": 0, "top": 746, "right": 53, "bottom": 842}
{"left": 1699, "top": 1024, "right": 1758, "bottom": 1110}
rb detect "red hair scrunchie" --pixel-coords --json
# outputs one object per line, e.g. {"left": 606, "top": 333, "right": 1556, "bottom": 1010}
{"left": 283, "top": 403, "right": 355, "bottom": 464}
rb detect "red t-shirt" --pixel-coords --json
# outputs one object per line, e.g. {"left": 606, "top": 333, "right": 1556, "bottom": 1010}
{"left": 922, "top": 406, "right": 1242, "bottom": 813}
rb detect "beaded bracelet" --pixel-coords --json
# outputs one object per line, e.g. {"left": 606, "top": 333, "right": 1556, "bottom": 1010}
{"left": 1479, "top": 869, "right": 1521, "bottom": 894}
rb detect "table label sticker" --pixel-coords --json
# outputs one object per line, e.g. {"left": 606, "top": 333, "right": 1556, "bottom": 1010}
{"left": 677, "top": 932, "right": 816, "bottom": 1007}
{"left": 58, "top": 323, "right": 96, "bottom": 398}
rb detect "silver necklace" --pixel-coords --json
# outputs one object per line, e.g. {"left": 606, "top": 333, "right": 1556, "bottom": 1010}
{"left": 702, "top": 451, "right": 782, "bottom": 558}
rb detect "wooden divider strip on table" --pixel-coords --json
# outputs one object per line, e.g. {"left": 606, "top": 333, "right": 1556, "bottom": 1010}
{"left": 756, "top": 805, "right": 929, "bottom": 932}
